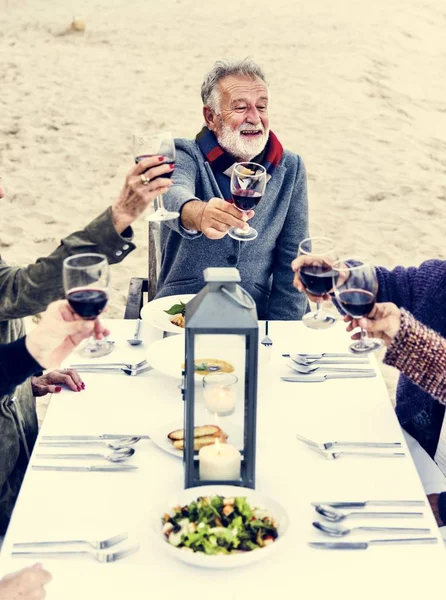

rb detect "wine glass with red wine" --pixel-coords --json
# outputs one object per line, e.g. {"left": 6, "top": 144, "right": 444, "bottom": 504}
{"left": 132, "top": 130, "right": 179, "bottom": 222}
{"left": 297, "top": 237, "right": 339, "bottom": 329}
{"left": 63, "top": 253, "right": 112, "bottom": 358}
{"left": 332, "top": 259, "right": 384, "bottom": 354}
{"left": 228, "top": 162, "right": 266, "bottom": 242}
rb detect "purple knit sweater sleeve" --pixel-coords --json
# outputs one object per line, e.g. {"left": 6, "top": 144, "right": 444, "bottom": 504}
{"left": 384, "top": 309, "right": 446, "bottom": 404}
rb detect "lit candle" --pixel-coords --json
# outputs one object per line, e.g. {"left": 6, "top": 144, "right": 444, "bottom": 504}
{"left": 199, "top": 439, "right": 241, "bottom": 481}
{"left": 203, "top": 373, "right": 238, "bottom": 416}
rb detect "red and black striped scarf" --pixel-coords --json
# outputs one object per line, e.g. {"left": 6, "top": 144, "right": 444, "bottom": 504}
{"left": 195, "top": 126, "right": 283, "bottom": 176}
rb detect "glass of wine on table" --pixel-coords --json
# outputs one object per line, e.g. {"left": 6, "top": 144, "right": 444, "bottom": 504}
{"left": 332, "top": 258, "right": 384, "bottom": 354}
{"left": 132, "top": 129, "right": 178, "bottom": 222}
{"left": 297, "top": 236, "right": 339, "bottom": 330}
{"left": 228, "top": 162, "right": 266, "bottom": 242}
{"left": 63, "top": 253, "right": 112, "bottom": 358}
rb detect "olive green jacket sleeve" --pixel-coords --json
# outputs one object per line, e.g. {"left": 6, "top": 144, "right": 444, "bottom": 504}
{"left": 0, "top": 207, "right": 136, "bottom": 320}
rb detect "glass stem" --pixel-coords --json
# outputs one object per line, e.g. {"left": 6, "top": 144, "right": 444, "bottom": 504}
{"left": 358, "top": 327, "right": 367, "bottom": 348}
{"left": 156, "top": 194, "right": 165, "bottom": 213}
{"left": 314, "top": 302, "right": 322, "bottom": 320}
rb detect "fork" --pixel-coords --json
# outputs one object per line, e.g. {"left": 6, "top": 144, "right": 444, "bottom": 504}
{"left": 260, "top": 321, "right": 273, "bottom": 347}
{"left": 70, "top": 359, "right": 148, "bottom": 370}
{"left": 73, "top": 366, "right": 152, "bottom": 377}
{"left": 309, "top": 446, "right": 406, "bottom": 460}
{"left": 295, "top": 432, "right": 402, "bottom": 450}
{"left": 13, "top": 532, "right": 128, "bottom": 550}
{"left": 11, "top": 545, "right": 140, "bottom": 563}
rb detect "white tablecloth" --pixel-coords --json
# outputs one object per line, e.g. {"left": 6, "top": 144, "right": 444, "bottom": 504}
{"left": 0, "top": 319, "right": 444, "bottom": 600}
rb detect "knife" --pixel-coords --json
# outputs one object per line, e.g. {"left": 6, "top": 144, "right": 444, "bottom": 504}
{"left": 42, "top": 434, "right": 151, "bottom": 440}
{"left": 281, "top": 372, "right": 376, "bottom": 382}
{"left": 309, "top": 537, "right": 438, "bottom": 550}
{"left": 32, "top": 465, "right": 138, "bottom": 472}
{"left": 311, "top": 500, "right": 426, "bottom": 508}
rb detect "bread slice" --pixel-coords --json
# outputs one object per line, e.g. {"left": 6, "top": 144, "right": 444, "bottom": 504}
{"left": 173, "top": 432, "right": 228, "bottom": 451}
{"left": 167, "top": 424, "right": 222, "bottom": 442}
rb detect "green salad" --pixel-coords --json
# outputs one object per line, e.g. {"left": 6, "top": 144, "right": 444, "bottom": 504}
{"left": 161, "top": 495, "right": 279, "bottom": 555}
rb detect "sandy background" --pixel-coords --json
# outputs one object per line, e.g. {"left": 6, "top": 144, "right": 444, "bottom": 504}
{"left": 1, "top": 0, "right": 445, "bottom": 407}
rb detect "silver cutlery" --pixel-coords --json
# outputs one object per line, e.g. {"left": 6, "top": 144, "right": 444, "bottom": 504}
{"left": 127, "top": 319, "right": 143, "bottom": 346}
{"left": 309, "top": 537, "right": 437, "bottom": 550}
{"left": 285, "top": 354, "right": 370, "bottom": 366}
{"left": 309, "top": 446, "right": 405, "bottom": 460}
{"left": 12, "top": 545, "right": 140, "bottom": 562}
{"left": 36, "top": 448, "right": 135, "bottom": 463}
{"left": 13, "top": 532, "right": 128, "bottom": 550}
{"left": 70, "top": 359, "right": 148, "bottom": 370}
{"left": 311, "top": 500, "right": 425, "bottom": 509}
{"left": 312, "top": 521, "right": 430, "bottom": 537}
{"left": 42, "top": 434, "right": 151, "bottom": 441}
{"left": 315, "top": 505, "right": 424, "bottom": 522}
{"left": 281, "top": 372, "right": 376, "bottom": 382}
{"left": 260, "top": 321, "right": 273, "bottom": 347}
{"left": 296, "top": 433, "right": 402, "bottom": 450}
{"left": 284, "top": 352, "right": 367, "bottom": 359}
{"left": 32, "top": 464, "right": 138, "bottom": 472}
{"left": 288, "top": 361, "right": 375, "bottom": 375}
{"left": 39, "top": 439, "right": 140, "bottom": 450}
{"left": 73, "top": 366, "right": 151, "bottom": 376}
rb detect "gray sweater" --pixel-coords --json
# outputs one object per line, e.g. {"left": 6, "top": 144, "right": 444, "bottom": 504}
{"left": 159, "top": 139, "right": 309, "bottom": 320}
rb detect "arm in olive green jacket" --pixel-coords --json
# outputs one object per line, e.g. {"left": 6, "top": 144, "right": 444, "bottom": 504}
{"left": 0, "top": 208, "right": 136, "bottom": 320}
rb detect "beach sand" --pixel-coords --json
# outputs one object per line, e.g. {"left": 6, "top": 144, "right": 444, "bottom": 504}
{"left": 1, "top": 0, "right": 445, "bottom": 415}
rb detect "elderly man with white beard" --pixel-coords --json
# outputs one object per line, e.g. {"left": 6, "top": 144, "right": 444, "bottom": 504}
{"left": 158, "top": 58, "right": 309, "bottom": 319}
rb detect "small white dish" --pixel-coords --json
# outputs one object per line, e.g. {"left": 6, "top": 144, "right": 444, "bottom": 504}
{"left": 153, "top": 485, "right": 289, "bottom": 569}
{"left": 148, "top": 420, "right": 244, "bottom": 459}
{"left": 140, "top": 294, "right": 195, "bottom": 335}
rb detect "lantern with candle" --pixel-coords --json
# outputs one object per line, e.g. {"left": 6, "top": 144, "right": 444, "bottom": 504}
{"left": 182, "top": 267, "right": 258, "bottom": 489}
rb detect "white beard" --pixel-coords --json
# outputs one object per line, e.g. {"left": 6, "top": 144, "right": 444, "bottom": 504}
{"left": 217, "top": 121, "right": 269, "bottom": 162}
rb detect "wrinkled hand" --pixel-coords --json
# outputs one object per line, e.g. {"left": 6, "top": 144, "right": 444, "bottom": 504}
{"left": 0, "top": 563, "right": 51, "bottom": 600}
{"left": 345, "top": 302, "right": 402, "bottom": 346}
{"left": 32, "top": 368, "right": 84, "bottom": 396}
{"left": 26, "top": 300, "right": 109, "bottom": 372}
{"left": 182, "top": 198, "right": 255, "bottom": 240}
{"left": 291, "top": 255, "right": 342, "bottom": 302}
{"left": 112, "top": 156, "right": 174, "bottom": 233}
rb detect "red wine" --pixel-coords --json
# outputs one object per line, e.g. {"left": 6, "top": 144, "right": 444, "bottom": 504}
{"left": 337, "top": 289, "right": 376, "bottom": 318}
{"left": 299, "top": 267, "right": 339, "bottom": 296}
{"left": 135, "top": 155, "right": 175, "bottom": 180}
{"left": 232, "top": 190, "right": 262, "bottom": 212}
{"left": 67, "top": 289, "right": 108, "bottom": 320}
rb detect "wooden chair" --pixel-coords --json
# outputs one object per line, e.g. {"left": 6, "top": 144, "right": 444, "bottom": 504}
{"left": 124, "top": 219, "right": 161, "bottom": 319}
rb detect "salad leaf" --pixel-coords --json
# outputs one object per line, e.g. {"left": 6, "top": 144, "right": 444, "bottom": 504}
{"left": 164, "top": 301, "right": 186, "bottom": 316}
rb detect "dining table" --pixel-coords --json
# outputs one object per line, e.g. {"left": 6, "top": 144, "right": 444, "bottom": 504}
{"left": 0, "top": 318, "right": 444, "bottom": 600}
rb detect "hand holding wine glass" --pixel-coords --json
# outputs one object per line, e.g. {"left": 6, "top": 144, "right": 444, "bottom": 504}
{"left": 332, "top": 259, "right": 384, "bottom": 354}
{"left": 63, "top": 253, "right": 113, "bottom": 358}
{"left": 228, "top": 162, "right": 266, "bottom": 242}
{"left": 344, "top": 302, "right": 402, "bottom": 347}
{"left": 295, "top": 237, "right": 339, "bottom": 329}
{"left": 132, "top": 130, "right": 178, "bottom": 222}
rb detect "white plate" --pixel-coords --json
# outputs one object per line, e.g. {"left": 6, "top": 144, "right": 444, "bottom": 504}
{"left": 146, "top": 333, "right": 245, "bottom": 381}
{"left": 153, "top": 485, "right": 289, "bottom": 569}
{"left": 148, "top": 420, "right": 244, "bottom": 459}
{"left": 140, "top": 294, "right": 195, "bottom": 334}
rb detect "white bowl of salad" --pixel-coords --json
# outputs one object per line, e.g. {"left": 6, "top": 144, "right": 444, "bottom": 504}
{"left": 154, "top": 485, "right": 289, "bottom": 569}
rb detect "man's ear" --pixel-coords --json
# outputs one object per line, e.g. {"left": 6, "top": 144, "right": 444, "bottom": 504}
{"left": 203, "top": 106, "right": 216, "bottom": 131}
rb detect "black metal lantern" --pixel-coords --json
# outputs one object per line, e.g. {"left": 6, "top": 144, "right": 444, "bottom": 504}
{"left": 183, "top": 267, "right": 258, "bottom": 489}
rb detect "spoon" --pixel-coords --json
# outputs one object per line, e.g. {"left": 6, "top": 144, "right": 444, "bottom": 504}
{"left": 312, "top": 521, "right": 430, "bottom": 537}
{"left": 127, "top": 319, "right": 142, "bottom": 346}
{"left": 36, "top": 447, "right": 136, "bottom": 463}
{"left": 286, "top": 354, "right": 369, "bottom": 366}
{"left": 287, "top": 361, "right": 374, "bottom": 375}
{"left": 315, "top": 504, "right": 424, "bottom": 522}
{"left": 39, "top": 437, "right": 141, "bottom": 450}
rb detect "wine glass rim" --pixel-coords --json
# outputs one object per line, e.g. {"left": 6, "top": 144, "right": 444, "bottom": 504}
{"left": 234, "top": 162, "right": 266, "bottom": 175}
{"left": 133, "top": 130, "right": 173, "bottom": 139}
{"left": 63, "top": 253, "right": 108, "bottom": 269}
{"left": 332, "top": 258, "right": 374, "bottom": 272}
{"left": 298, "top": 236, "right": 336, "bottom": 257}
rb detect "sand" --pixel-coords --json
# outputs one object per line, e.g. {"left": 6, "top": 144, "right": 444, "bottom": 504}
{"left": 1, "top": 0, "right": 445, "bottom": 409}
